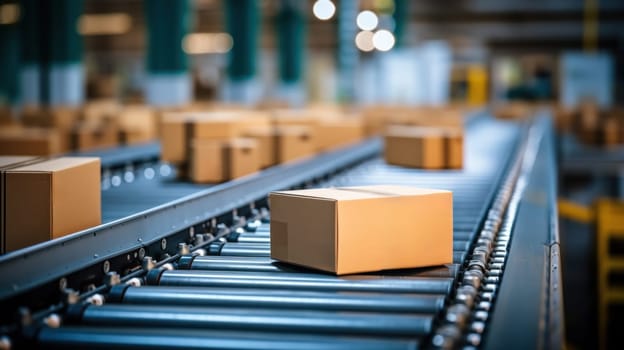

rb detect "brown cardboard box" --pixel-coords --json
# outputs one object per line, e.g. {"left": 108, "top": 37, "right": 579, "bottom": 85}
{"left": 0, "top": 127, "right": 63, "bottom": 156}
{"left": 269, "top": 185, "right": 453, "bottom": 275}
{"left": 227, "top": 138, "right": 261, "bottom": 179}
{"left": 271, "top": 109, "right": 320, "bottom": 129}
{"left": 21, "top": 106, "right": 79, "bottom": 130}
{"left": 82, "top": 99, "right": 120, "bottom": 124}
{"left": 446, "top": 129, "right": 464, "bottom": 169}
{"left": 242, "top": 126, "right": 278, "bottom": 168}
{"left": 160, "top": 113, "right": 188, "bottom": 163}
{"left": 190, "top": 138, "right": 260, "bottom": 183}
{"left": 243, "top": 125, "right": 315, "bottom": 166}
{"left": 316, "top": 118, "right": 364, "bottom": 152}
{"left": 275, "top": 126, "right": 315, "bottom": 163}
{"left": 3, "top": 157, "right": 101, "bottom": 253}
{"left": 117, "top": 105, "right": 157, "bottom": 144}
{"left": 160, "top": 112, "right": 270, "bottom": 164}
{"left": 384, "top": 126, "right": 446, "bottom": 169}
{"left": 190, "top": 140, "right": 223, "bottom": 182}
{"left": 0, "top": 156, "right": 42, "bottom": 253}
{"left": 71, "top": 122, "right": 119, "bottom": 151}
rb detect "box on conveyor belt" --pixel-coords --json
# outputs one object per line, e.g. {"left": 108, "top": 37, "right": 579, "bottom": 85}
{"left": 244, "top": 125, "right": 316, "bottom": 166}
{"left": 21, "top": 106, "right": 79, "bottom": 130}
{"left": 0, "top": 156, "right": 44, "bottom": 253}
{"left": 117, "top": 105, "right": 157, "bottom": 145}
{"left": 271, "top": 109, "right": 321, "bottom": 129}
{"left": 269, "top": 185, "right": 453, "bottom": 275}
{"left": 81, "top": 99, "right": 120, "bottom": 124}
{"left": 70, "top": 122, "right": 119, "bottom": 151}
{"left": 0, "top": 127, "right": 64, "bottom": 156}
{"left": 160, "top": 112, "right": 271, "bottom": 164}
{"left": 362, "top": 105, "right": 464, "bottom": 136}
{"left": 384, "top": 126, "right": 464, "bottom": 169}
{"left": 1, "top": 157, "right": 101, "bottom": 253}
{"left": 315, "top": 117, "right": 364, "bottom": 152}
{"left": 241, "top": 126, "right": 277, "bottom": 168}
{"left": 190, "top": 138, "right": 260, "bottom": 183}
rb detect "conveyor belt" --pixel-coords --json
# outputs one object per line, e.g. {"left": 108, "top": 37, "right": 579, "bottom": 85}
{"left": 0, "top": 115, "right": 563, "bottom": 349}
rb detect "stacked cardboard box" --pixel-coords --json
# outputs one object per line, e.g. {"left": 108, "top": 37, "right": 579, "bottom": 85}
{"left": 270, "top": 185, "right": 453, "bottom": 275}
{"left": 563, "top": 102, "right": 624, "bottom": 147}
{"left": 0, "top": 156, "right": 101, "bottom": 253}
{"left": 159, "top": 106, "right": 368, "bottom": 183}
{"left": 0, "top": 127, "right": 63, "bottom": 156}
{"left": 362, "top": 105, "right": 465, "bottom": 136}
{"left": 117, "top": 105, "right": 158, "bottom": 145}
{"left": 160, "top": 112, "right": 269, "bottom": 183}
{"left": 20, "top": 106, "right": 80, "bottom": 153}
{"left": 243, "top": 125, "right": 315, "bottom": 167}
{"left": 384, "top": 126, "right": 463, "bottom": 169}
{"left": 191, "top": 138, "right": 260, "bottom": 183}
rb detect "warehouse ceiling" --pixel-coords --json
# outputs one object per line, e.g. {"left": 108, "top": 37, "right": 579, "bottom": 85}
{"left": 82, "top": 0, "right": 624, "bottom": 54}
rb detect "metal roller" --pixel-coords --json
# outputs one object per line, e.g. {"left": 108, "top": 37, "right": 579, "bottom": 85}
{"left": 181, "top": 255, "right": 459, "bottom": 278}
{"left": 211, "top": 242, "right": 466, "bottom": 263}
{"left": 38, "top": 326, "right": 419, "bottom": 350}
{"left": 148, "top": 269, "right": 453, "bottom": 294}
{"left": 72, "top": 304, "right": 434, "bottom": 337}
{"left": 228, "top": 236, "right": 471, "bottom": 252}
{"left": 235, "top": 235, "right": 272, "bottom": 244}
{"left": 209, "top": 242, "right": 271, "bottom": 257}
{"left": 213, "top": 241, "right": 469, "bottom": 255}
{"left": 109, "top": 285, "right": 445, "bottom": 313}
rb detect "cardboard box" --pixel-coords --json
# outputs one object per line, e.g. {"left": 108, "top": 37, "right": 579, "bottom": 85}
{"left": 445, "top": 128, "right": 464, "bottom": 169}
{"left": 117, "top": 105, "right": 157, "bottom": 144}
{"left": 242, "top": 126, "right": 277, "bottom": 168}
{"left": 190, "top": 138, "right": 260, "bottom": 183}
{"left": 2, "top": 157, "right": 101, "bottom": 253}
{"left": 0, "top": 127, "right": 63, "bottom": 156}
{"left": 82, "top": 99, "right": 120, "bottom": 124}
{"left": 316, "top": 118, "right": 364, "bottom": 152}
{"left": 271, "top": 109, "right": 320, "bottom": 129}
{"left": 71, "top": 122, "right": 119, "bottom": 151}
{"left": 0, "top": 156, "right": 43, "bottom": 253}
{"left": 384, "top": 126, "right": 464, "bottom": 169}
{"left": 275, "top": 126, "right": 315, "bottom": 163}
{"left": 21, "top": 106, "right": 79, "bottom": 130}
{"left": 269, "top": 185, "right": 453, "bottom": 275}
{"left": 384, "top": 126, "right": 446, "bottom": 169}
{"left": 160, "top": 112, "right": 270, "bottom": 164}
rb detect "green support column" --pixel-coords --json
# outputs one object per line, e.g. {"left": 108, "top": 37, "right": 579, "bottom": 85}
{"left": 392, "top": 0, "right": 408, "bottom": 48}
{"left": 145, "top": 0, "right": 191, "bottom": 106}
{"left": 18, "top": 0, "right": 41, "bottom": 105}
{"left": 223, "top": 0, "right": 260, "bottom": 104}
{"left": 275, "top": 0, "right": 306, "bottom": 105}
{"left": 0, "top": 2, "right": 19, "bottom": 106}
{"left": 38, "top": 0, "right": 84, "bottom": 106}
{"left": 337, "top": 0, "right": 358, "bottom": 102}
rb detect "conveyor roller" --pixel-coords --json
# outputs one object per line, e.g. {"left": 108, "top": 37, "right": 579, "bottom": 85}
{"left": 69, "top": 304, "right": 434, "bottom": 336}
{"left": 147, "top": 269, "right": 453, "bottom": 294}
{"left": 108, "top": 285, "right": 446, "bottom": 313}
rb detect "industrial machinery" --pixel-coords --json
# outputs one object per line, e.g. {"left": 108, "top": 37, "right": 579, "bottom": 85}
{"left": 0, "top": 114, "right": 563, "bottom": 349}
